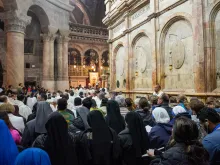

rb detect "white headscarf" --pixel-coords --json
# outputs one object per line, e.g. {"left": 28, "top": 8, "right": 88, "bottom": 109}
{"left": 152, "top": 107, "right": 170, "bottom": 124}
{"left": 172, "top": 106, "right": 186, "bottom": 116}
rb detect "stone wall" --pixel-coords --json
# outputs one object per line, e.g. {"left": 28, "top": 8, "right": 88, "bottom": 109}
{"left": 103, "top": 0, "right": 220, "bottom": 99}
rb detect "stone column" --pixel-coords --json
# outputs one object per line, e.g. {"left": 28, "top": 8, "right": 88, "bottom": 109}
{"left": 56, "top": 36, "right": 70, "bottom": 91}
{"left": 5, "top": 17, "right": 28, "bottom": 88}
{"left": 41, "top": 34, "right": 55, "bottom": 91}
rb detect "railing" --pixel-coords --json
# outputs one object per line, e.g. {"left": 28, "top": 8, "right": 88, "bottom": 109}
{"left": 68, "top": 65, "right": 89, "bottom": 77}
{"left": 69, "top": 23, "right": 108, "bottom": 39}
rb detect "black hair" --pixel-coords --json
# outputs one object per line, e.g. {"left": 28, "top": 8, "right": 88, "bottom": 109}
{"left": 82, "top": 97, "right": 93, "bottom": 110}
{"left": 0, "top": 96, "right": 7, "bottom": 102}
{"left": 57, "top": 98, "right": 67, "bottom": 110}
{"left": 198, "top": 107, "right": 220, "bottom": 124}
{"left": 40, "top": 93, "right": 47, "bottom": 101}
{"left": 74, "top": 97, "right": 82, "bottom": 106}
{"left": 17, "top": 94, "right": 25, "bottom": 101}
{"left": 70, "top": 91, "right": 74, "bottom": 96}
{"left": 139, "top": 97, "right": 150, "bottom": 112}
{"left": 160, "top": 93, "right": 169, "bottom": 103}
{"left": 62, "top": 93, "right": 69, "bottom": 100}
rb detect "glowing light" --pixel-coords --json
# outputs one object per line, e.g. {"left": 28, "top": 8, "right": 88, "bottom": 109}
{"left": 74, "top": 65, "right": 76, "bottom": 69}
{"left": 100, "top": 66, "right": 103, "bottom": 70}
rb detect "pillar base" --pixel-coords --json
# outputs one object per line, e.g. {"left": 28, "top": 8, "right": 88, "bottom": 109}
{"left": 41, "top": 80, "right": 55, "bottom": 92}
{"left": 56, "top": 80, "right": 69, "bottom": 91}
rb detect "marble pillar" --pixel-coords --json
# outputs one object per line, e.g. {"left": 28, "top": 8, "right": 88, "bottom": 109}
{"left": 56, "top": 36, "right": 70, "bottom": 91}
{"left": 41, "top": 34, "right": 55, "bottom": 91}
{"left": 5, "top": 17, "right": 28, "bottom": 88}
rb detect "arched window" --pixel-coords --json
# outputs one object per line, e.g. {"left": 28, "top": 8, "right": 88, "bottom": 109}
{"left": 84, "top": 49, "right": 98, "bottom": 66}
{"left": 68, "top": 48, "right": 81, "bottom": 65}
{"left": 101, "top": 51, "right": 109, "bottom": 67}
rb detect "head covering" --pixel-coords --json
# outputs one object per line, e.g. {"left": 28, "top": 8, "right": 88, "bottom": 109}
{"left": 153, "top": 107, "right": 170, "bottom": 124}
{"left": 172, "top": 106, "right": 186, "bottom": 116}
{"left": 87, "top": 110, "right": 114, "bottom": 165}
{"left": 15, "top": 148, "right": 51, "bottom": 165}
{"left": 106, "top": 100, "right": 125, "bottom": 134}
{"left": 0, "top": 119, "right": 18, "bottom": 165}
{"left": 125, "top": 112, "right": 150, "bottom": 157}
{"left": 76, "top": 106, "right": 90, "bottom": 129}
{"left": 115, "top": 95, "right": 125, "bottom": 107}
{"left": 35, "top": 101, "right": 53, "bottom": 133}
{"left": 45, "top": 112, "right": 77, "bottom": 165}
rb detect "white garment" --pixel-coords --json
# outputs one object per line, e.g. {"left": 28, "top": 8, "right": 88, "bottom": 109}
{"left": 153, "top": 91, "right": 164, "bottom": 97}
{"left": 8, "top": 113, "right": 25, "bottom": 133}
{"left": 152, "top": 107, "right": 170, "bottom": 124}
{"left": 172, "top": 106, "right": 186, "bottom": 116}
{"left": 16, "top": 100, "right": 32, "bottom": 120}
{"left": 50, "top": 104, "right": 57, "bottom": 112}
{"left": 68, "top": 96, "right": 75, "bottom": 106}
{"left": 27, "top": 97, "right": 37, "bottom": 110}
{"left": 100, "top": 106, "right": 107, "bottom": 114}
{"left": 93, "top": 96, "right": 102, "bottom": 108}
{"left": 67, "top": 102, "right": 74, "bottom": 111}
{"left": 71, "top": 105, "right": 82, "bottom": 118}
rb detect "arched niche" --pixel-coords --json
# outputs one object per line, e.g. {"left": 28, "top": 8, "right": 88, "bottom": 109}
{"left": 132, "top": 33, "right": 152, "bottom": 90}
{"left": 101, "top": 50, "right": 109, "bottom": 67}
{"left": 160, "top": 17, "right": 194, "bottom": 91}
{"left": 68, "top": 48, "right": 81, "bottom": 65}
{"left": 114, "top": 45, "right": 127, "bottom": 89}
{"left": 84, "top": 49, "right": 99, "bottom": 67}
{"left": 27, "top": 5, "right": 50, "bottom": 33}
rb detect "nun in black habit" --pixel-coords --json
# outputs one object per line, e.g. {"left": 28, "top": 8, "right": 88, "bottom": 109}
{"left": 75, "top": 110, "right": 122, "bottom": 165}
{"left": 33, "top": 112, "right": 78, "bottom": 165}
{"left": 105, "top": 100, "right": 125, "bottom": 134}
{"left": 119, "top": 111, "right": 150, "bottom": 165}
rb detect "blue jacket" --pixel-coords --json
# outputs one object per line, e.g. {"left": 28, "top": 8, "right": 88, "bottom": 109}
{"left": 203, "top": 129, "right": 220, "bottom": 165}
{"left": 149, "top": 123, "right": 172, "bottom": 149}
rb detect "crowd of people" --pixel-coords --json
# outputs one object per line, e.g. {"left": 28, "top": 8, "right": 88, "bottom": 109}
{"left": 0, "top": 83, "right": 220, "bottom": 165}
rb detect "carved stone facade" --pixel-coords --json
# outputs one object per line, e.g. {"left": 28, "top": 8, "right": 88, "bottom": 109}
{"left": 103, "top": 0, "right": 220, "bottom": 98}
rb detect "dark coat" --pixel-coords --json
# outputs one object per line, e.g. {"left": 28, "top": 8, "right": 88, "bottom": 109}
{"left": 118, "top": 128, "right": 150, "bottom": 165}
{"left": 135, "top": 110, "right": 156, "bottom": 127}
{"left": 69, "top": 116, "right": 85, "bottom": 135}
{"left": 149, "top": 123, "right": 172, "bottom": 149}
{"left": 150, "top": 143, "right": 209, "bottom": 165}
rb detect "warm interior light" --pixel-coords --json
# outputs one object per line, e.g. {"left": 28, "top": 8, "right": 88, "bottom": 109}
{"left": 74, "top": 65, "right": 76, "bottom": 69}
{"left": 92, "top": 65, "right": 94, "bottom": 69}
{"left": 83, "top": 65, "right": 85, "bottom": 68}
{"left": 100, "top": 66, "right": 103, "bottom": 70}
{"left": 93, "top": 68, "right": 96, "bottom": 71}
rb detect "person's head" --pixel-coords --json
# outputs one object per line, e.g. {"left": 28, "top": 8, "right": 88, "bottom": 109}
{"left": 215, "top": 100, "right": 220, "bottom": 108}
{"left": 101, "top": 88, "right": 105, "bottom": 93}
{"left": 57, "top": 98, "right": 67, "bottom": 110}
{"left": 172, "top": 106, "right": 186, "bottom": 116}
{"left": 82, "top": 97, "right": 93, "bottom": 110}
{"left": 189, "top": 99, "right": 205, "bottom": 115}
{"left": 62, "top": 93, "right": 69, "bottom": 100}
{"left": 79, "top": 92, "right": 84, "bottom": 97}
{"left": 169, "top": 96, "right": 177, "bottom": 104}
{"left": 15, "top": 148, "right": 51, "bottom": 165}
{"left": 206, "top": 97, "right": 216, "bottom": 108}
{"left": 157, "top": 93, "right": 169, "bottom": 105}
{"left": 177, "top": 94, "right": 188, "bottom": 104}
{"left": 125, "top": 98, "right": 135, "bottom": 110}
{"left": 0, "top": 111, "right": 13, "bottom": 129}
{"left": 74, "top": 97, "right": 82, "bottom": 106}
{"left": 0, "top": 103, "right": 15, "bottom": 113}
{"left": 8, "top": 85, "right": 12, "bottom": 89}
{"left": 17, "top": 94, "right": 25, "bottom": 102}
{"left": 134, "top": 98, "right": 140, "bottom": 108}
{"left": 173, "top": 116, "right": 199, "bottom": 145}
{"left": 38, "top": 93, "right": 47, "bottom": 101}
{"left": 139, "top": 97, "right": 150, "bottom": 112}
{"left": 115, "top": 95, "right": 125, "bottom": 107}
{"left": 0, "top": 95, "right": 7, "bottom": 103}
{"left": 98, "top": 93, "right": 105, "bottom": 100}
{"left": 70, "top": 91, "right": 74, "bottom": 96}
{"left": 152, "top": 107, "right": 170, "bottom": 123}
{"left": 198, "top": 107, "right": 220, "bottom": 133}
{"left": 101, "top": 98, "right": 108, "bottom": 107}
{"left": 150, "top": 95, "right": 158, "bottom": 106}
{"left": 91, "top": 99, "right": 97, "bottom": 109}
{"left": 154, "top": 84, "right": 161, "bottom": 93}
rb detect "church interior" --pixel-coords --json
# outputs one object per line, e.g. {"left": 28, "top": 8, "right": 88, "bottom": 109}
{"left": 1, "top": 0, "right": 220, "bottom": 99}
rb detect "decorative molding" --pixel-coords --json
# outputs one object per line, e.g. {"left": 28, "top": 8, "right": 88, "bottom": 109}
{"left": 46, "top": 0, "right": 74, "bottom": 12}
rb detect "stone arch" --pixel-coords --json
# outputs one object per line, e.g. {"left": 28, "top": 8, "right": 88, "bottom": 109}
{"left": 159, "top": 14, "right": 194, "bottom": 91}
{"left": 84, "top": 49, "right": 99, "bottom": 67}
{"left": 69, "top": 44, "right": 83, "bottom": 55}
{"left": 113, "top": 44, "right": 126, "bottom": 89}
{"left": 131, "top": 32, "right": 152, "bottom": 90}
{"left": 208, "top": 1, "right": 220, "bottom": 91}
{"left": 70, "top": 0, "right": 91, "bottom": 25}
{"left": 68, "top": 48, "right": 81, "bottom": 65}
{"left": 101, "top": 50, "right": 109, "bottom": 67}
{"left": 27, "top": 5, "right": 50, "bottom": 33}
